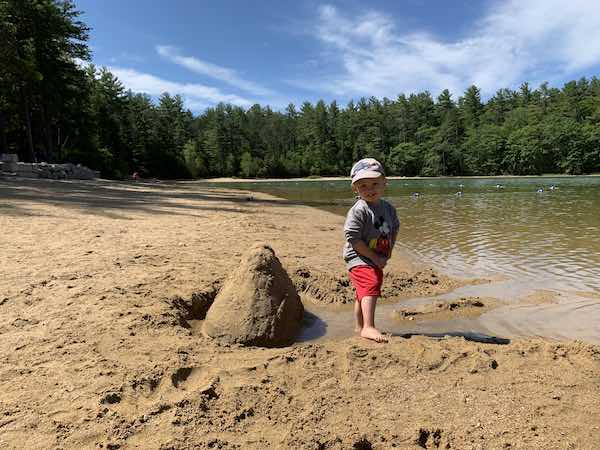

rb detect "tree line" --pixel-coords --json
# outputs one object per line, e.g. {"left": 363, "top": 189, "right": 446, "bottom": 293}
{"left": 2, "top": 0, "right": 600, "bottom": 179}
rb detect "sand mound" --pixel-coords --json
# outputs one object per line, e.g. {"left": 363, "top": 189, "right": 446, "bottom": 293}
{"left": 203, "top": 243, "right": 303, "bottom": 347}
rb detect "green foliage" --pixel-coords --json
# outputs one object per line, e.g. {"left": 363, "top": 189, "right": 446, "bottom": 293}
{"left": 239, "top": 152, "right": 258, "bottom": 178}
{"left": 386, "top": 142, "right": 422, "bottom": 176}
{"left": 183, "top": 139, "right": 207, "bottom": 178}
{"left": 62, "top": 146, "right": 113, "bottom": 175}
{"left": 504, "top": 125, "right": 548, "bottom": 175}
{"left": 2, "top": 1, "right": 600, "bottom": 178}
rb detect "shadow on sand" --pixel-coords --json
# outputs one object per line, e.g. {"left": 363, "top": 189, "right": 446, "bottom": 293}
{"left": 296, "top": 310, "right": 328, "bottom": 342}
{"left": 0, "top": 177, "right": 334, "bottom": 220}
{"left": 392, "top": 331, "right": 510, "bottom": 345}
{"left": 297, "top": 308, "right": 510, "bottom": 345}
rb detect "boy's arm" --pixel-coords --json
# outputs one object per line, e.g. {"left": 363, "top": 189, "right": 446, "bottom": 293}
{"left": 387, "top": 229, "right": 399, "bottom": 258}
{"left": 350, "top": 239, "right": 387, "bottom": 268}
{"left": 388, "top": 204, "right": 400, "bottom": 257}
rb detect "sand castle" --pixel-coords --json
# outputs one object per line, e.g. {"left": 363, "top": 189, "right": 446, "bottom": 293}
{"left": 203, "top": 243, "right": 304, "bottom": 347}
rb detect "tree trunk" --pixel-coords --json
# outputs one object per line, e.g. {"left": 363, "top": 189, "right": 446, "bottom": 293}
{"left": 56, "top": 127, "right": 63, "bottom": 161}
{"left": 19, "top": 87, "right": 35, "bottom": 162}
{"left": 40, "top": 104, "right": 55, "bottom": 162}
{"left": 0, "top": 110, "right": 7, "bottom": 154}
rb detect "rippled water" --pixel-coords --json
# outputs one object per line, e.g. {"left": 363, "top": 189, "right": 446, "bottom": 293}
{"left": 207, "top": 176, "right": 600, "bottom": 292}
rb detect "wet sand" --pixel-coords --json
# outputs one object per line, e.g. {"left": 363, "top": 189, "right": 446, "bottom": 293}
{"left": 1, "top": 177, "right": 600, "bottom": 449}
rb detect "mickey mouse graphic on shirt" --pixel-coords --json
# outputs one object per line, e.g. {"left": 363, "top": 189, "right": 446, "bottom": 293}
{"left": 368, "top": 215, "right": 392, "bottom": 258}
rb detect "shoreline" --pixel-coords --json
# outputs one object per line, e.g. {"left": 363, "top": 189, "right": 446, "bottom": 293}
{"left": 200, "top": 173, "right": 600, "bottom": 183}
{"left": 1, "top": 177, "right": 599, "bottom": 449}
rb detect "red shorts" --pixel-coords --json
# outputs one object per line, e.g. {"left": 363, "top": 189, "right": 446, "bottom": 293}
{"left": 349, "top": 265, "right": 383, "bottom": 302}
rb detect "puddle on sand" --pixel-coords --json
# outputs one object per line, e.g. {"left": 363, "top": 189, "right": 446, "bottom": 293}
{"left": 299, "top": 281, "right": 600, "bottom": 345}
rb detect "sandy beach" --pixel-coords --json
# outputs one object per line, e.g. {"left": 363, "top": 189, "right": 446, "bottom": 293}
{"left": 1, "top": 177, "right": 599, "bottom": 449}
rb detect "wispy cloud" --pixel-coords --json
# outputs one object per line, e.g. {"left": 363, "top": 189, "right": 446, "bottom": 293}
{"left": 109, "top": 66, "right": 253, "bottom": 110}
{"left": 109, "top": 52, "right": 145, "bottom": 64}
{"left": 301, "top": 1, "right": 600, "bottom": 99}
{"left": 156, "top": 45, "right": 276, "bottom": 97}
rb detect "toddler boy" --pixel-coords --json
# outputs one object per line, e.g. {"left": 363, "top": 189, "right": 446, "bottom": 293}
{"left": 343, "top": 158, "right": 399, "bottom": 342}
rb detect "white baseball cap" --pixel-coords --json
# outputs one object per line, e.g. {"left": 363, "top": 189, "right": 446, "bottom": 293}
{"left": 350, "top": 158, "right": 385, "bottom": 184}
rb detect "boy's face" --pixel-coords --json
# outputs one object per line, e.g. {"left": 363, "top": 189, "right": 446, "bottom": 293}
{"left": 352, "top": 175, "right": 386, "bottom": 203}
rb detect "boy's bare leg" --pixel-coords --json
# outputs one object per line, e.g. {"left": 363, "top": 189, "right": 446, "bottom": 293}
{"left": 360, "top": 296, "right": 388, "bottom": 342}
{"left": 354, "top": 300, "right": 364, "bottom": 333}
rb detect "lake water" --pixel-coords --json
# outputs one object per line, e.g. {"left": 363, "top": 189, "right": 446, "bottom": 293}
{"left": 205, "top": 176, "right": 600, "bottom": 342}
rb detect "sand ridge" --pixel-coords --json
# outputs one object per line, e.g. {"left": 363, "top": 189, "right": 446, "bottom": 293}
{"left": 391, "top": 297, "right": 500, "bottom": 322}
{"left": 1, "top": 178, "right": 600, "bottom": 449}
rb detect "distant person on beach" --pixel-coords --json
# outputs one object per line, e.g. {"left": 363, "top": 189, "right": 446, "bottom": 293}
{"left": 132, "top": 171, "right": 139, "bottom": 181}
{"left": 343, "top": 158, "right": 400, "bottom": 343}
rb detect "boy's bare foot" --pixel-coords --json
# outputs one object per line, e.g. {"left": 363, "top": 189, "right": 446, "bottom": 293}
{"left": 360, "top": 326, "right": 388, "bottom": 343}
{"left": 354, "top": 325, "right": 363, "bottom": 333}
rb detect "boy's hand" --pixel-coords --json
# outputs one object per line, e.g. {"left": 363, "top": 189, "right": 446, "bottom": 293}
{"left": 372, "top": 254, "right": 388, "bottom": 268}
{"left": 349, "top": 239, "right": 388, "bottom": 268}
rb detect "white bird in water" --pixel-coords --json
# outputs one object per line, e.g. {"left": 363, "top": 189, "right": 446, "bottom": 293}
{"left": 496, "top": 184, "right": 504, "bottom": 189}
{"left": 536, "top": 188, "right": 544, "bottom": 193}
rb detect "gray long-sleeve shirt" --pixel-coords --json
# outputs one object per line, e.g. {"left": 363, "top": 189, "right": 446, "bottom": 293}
{"left": 342, "top": 198, "right": 400, "bottom": 271}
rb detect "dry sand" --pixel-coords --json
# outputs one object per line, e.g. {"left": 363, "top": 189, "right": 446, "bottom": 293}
{"left": 1, "top": 177, "right": 599, "bottom": 449}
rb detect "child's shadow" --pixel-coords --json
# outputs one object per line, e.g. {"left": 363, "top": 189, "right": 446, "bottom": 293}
{"left": 391, "top": 331, "right": 510, "bottom": 345}
{"left": 294, "top": 312, "right": 511, "bottom": 345}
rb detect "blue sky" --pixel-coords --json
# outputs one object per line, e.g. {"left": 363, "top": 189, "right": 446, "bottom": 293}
{"left": 75, "top": 0, "right": 600, "bottom": 113}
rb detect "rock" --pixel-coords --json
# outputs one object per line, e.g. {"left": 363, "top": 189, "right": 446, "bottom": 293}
{"left": 2, "top": 161, "right": 18, "bottom": 172}
{"left": 0, "top": 158, "right": 97, "bottom": 180}
{"left": 203, "top": 243, "right": 303, "bottom": 347}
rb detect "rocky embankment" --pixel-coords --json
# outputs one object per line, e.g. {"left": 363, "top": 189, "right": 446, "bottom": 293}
{"left": 1, "top": 153, "right": 98, "bottom": 180}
